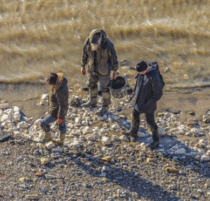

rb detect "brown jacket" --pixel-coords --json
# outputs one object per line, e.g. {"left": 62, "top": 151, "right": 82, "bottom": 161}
{"left": 48, "top": 73, "right": 69, "bottom": 119}
{"left": 81, "top": 29, "right": 118, "bottom": 75}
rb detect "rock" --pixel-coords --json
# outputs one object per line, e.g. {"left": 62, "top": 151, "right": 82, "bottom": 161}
{"left": 39, "top": 157, "right": 49, "bottom": 165}
{"left": 137, "top": 132, "right": 145, "bottom": 138}
{"left": 75, "top": 117, "right": 81, "bottom": 125}
{"left": 101, "top": 156, "right": 112, "bottom": 162}
{"left": 164, "top": 67, "right": 170, "bottom": 73}
{"left": 13, "top": 106, "right": 20, "bottom": 112}
{"left": 0, "top": 103, "right": 10, "bottom": 109}
{"left": 25, "top": 194, "right": 39, "bottom": 200}
{"left": 158, "top": 127, "right": 166, "bottom": 136}
{"left": 19, "top": 177, "right": 30, "bottom": 183}
{"left": 0, "top": 135, "right": 11, "bottom": 142}
{"left": 83, "top": 126, "right": 91, "bottom": 134}
{"left": 13, "top": 112, "right": 21, "bottom": 122}
{"left": 1, "top": 114, "right": 9, "bottom": 122}
{"left": 101, "top": 136, "right": 111, "bottom": 145}
{"left": 17, "top": 156, "right": 23, "bottom": 161}
{"left": 164, "top": 167, "right": 179, "bottom": 174}
{"left": 13, "top": 131, "right": 22, "bottom": 137}
{"left": 119, "top": 135, "right": 129, "bottom": 142}
{"left": 17, "top": 121, "right": 28, "bottom": 129}
{"left": 206, "top": 150, "right": 210, "bottom": 156}
{"left": 175, "top": 148, "right": 186, "bottom": 155}
{"left": 45, "top": 142, "right": 55, "bottom": 149}
{"left": 35, "top": 172, "right": 45, "bottom": 177}
{"left": 200, "top": 155, "right": 210, "bottom": 162}
{"left": 41, "top": 94, "right": 49, "bottom": 100}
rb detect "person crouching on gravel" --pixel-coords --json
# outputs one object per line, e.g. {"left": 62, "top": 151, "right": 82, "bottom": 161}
{"left": 40, "top": 73, "right": 69, "bottom": 145}
{"left": 123, "top": 61, "right": 163, "bottom": 149}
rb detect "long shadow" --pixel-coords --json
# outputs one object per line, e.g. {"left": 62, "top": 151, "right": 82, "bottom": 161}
{"left": 108, "top": 112, "right": 210, "bottom": 178}
{"left": 67, "top": 154, "right": 181, "bottom": 201}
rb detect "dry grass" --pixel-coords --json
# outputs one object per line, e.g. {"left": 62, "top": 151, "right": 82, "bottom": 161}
{"left": 0, "top": 0, "right": 210, "bottom": 87}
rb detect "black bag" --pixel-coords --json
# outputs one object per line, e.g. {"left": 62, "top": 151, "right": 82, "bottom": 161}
{"left": 148, "top": 61, "right": 165, "bottom": 89}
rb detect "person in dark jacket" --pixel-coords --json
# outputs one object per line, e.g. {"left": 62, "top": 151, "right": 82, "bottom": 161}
{"left": 81, "top": 29, "right": 119, "bottom": 116}
{"left": 40, "top": 72, "right": 69, "bottom": 145}
{"left": 123, "top": 61, "right": 163, "bottom": 149}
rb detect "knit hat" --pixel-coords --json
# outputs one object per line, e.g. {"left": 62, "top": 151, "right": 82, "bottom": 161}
{"left": 136, "top": 61, "right": 148, "bottom": 72}
{"left": 47, "top": 73, "right": 58, "bottom": 85}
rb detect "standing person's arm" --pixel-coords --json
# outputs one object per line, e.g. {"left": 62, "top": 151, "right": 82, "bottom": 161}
{"left": 81, "top": 38, "right": 89, "bottom": 75}
{"left": 108, "top": 42, "right": 118, "bottom": 72}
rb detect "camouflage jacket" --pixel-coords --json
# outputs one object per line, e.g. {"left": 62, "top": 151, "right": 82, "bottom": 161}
{"left": 81, "top": 29, "right": 118, "bottom": 75}
{"left": 48, "top": 73, "right": 69, "bottom": 119}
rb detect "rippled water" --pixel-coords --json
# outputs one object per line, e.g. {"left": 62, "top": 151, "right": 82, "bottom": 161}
{"left": 0, "top": 0, "right": 210, "bottom": 96}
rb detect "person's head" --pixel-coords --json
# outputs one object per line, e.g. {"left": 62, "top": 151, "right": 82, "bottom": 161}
{"left": 136, "top": 60, "right": 148, "bottom": 73}
{"left": 89, "top": 29, "right": 103, "bottom": 51}
{"left": 47, "top": 73, "right": 58, "bottom": 85}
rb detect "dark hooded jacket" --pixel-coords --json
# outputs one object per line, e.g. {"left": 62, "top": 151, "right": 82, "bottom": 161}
{"left": 132, "top": 64, "right": 163, "bottom": 114}
{"left": 81, "top": 29, "right": 118, "bottom": 75}
{"left": 48, "top": 73, "right": 69, "bottom": 119}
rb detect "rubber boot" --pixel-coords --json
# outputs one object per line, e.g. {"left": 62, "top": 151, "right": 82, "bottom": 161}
{"left": 149, "top": 129, "right": 159, "bottom": 149}
{"left": 41, "top": 132, "right": 52, "bottom": 143}
{"left": 52, "top": 134, "right": 65, "bottom": 146}
{"left": 123, "top": 111, "right": 139, "bottom": 136}
{"left": 82, "top": 88, "right": 97, "bottom": 107}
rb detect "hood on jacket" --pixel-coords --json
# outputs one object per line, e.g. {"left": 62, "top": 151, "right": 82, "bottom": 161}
{"left": 89, "top": 29, "right": 107, "bottom": 44}
{"left": 53, "top": 72, "right": 64, "bottom": 91}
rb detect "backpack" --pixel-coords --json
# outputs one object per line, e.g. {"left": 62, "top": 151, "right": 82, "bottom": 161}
{"left": 148, "top": 61, "right": 165, "bottom": 89}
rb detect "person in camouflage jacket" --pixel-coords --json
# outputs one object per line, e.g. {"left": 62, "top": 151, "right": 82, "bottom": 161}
{"left": 81, "top": 29, "right": 119, "bottom": 116}
{"left": 40, "top": 72, "right": 69, "bottom": 145}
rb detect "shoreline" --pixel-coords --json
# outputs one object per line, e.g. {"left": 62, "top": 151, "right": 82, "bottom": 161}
{"left": 1, "top": 84, "right": 210, "bottom": 122}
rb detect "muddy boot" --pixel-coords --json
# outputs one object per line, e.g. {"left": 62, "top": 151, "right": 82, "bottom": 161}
{"left": 82, "top": 87, "right": 97, "bottom": 107}
{"left": 123, "top": 110, "right": 139, "bottom": 136}
{"left": 52, "top": 134, "right": 65, "bottom": 146}
{"left": 96, "top": 105, "right": 109, "bottom": 116}
{"left": 41, "top": 132, "right": 52, "bottom": 143}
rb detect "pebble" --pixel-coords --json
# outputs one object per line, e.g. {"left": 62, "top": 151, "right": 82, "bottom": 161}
{"left": 17, "top": 156, "right": 23, "bottom": 161}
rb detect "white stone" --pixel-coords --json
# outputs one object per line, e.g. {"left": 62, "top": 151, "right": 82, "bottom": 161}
{"left": 201, "top": 155, "right": 210, "bottom": 162}
{"left": 13, "top": 106, "right": 20, "bottom": 112}
{"left": 17, "top": 121, "right": 28, "bottom": 128}
{"left": 0, "top": 103, "right": 10, "bottom": 109}
{"left": 4, "top": 109, "right": 12, "bottom": 116}
{"left": 174, "top": 148, "right": 186, "bottom": 155}
{"left": 45, "top": 142, "right": 55, "bottom": 149}
{"left": 119, "top": 135, "right": 129, "bottom": 142}
{"left": 206, "top": 150, "right": 210, "bottom": 156}
{"left": 198, "top": 148, "right": 206, "bottom": 155}
{"left": 75, "top": 117, "right": 81, "bottom": 125}
{"left": 13, "top": 112, "right": 21, "bottom": 122}
{"left": 101, "top": 136, "right": 111, "bottom": 145}
{"left": 70, "top": 139, "right": 80, "bottom": 148}
{"left": 13, "top": 131, "right": 22, "bottom": 137}
{"left": 158, "top": 127, "right": 166, "bottom": 136}
{"left": 1, "top": 114, "right": 9, "bottom": 122}
{"left": 100, "top": 128, "right": 109, "bottom": 134}
{"left": 41, "top": 94, "right": 49, "bottom": 100}
{"left": 1, "top": 121, "right": 14, "bottom": 129}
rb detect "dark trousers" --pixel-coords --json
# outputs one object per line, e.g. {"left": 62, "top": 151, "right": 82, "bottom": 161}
{"left": 131, "top": 109, "right": 159, "bottom": 141}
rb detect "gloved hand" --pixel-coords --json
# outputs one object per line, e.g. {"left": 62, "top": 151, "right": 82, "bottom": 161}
{"left": 81, "top": 67, "right": 86, "bottom": 75}
{"left": 113, "top": 71, "right": 119, "bottom": 79}
{"left": 57, "top": 117, "right": 64, "bottom": 125}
